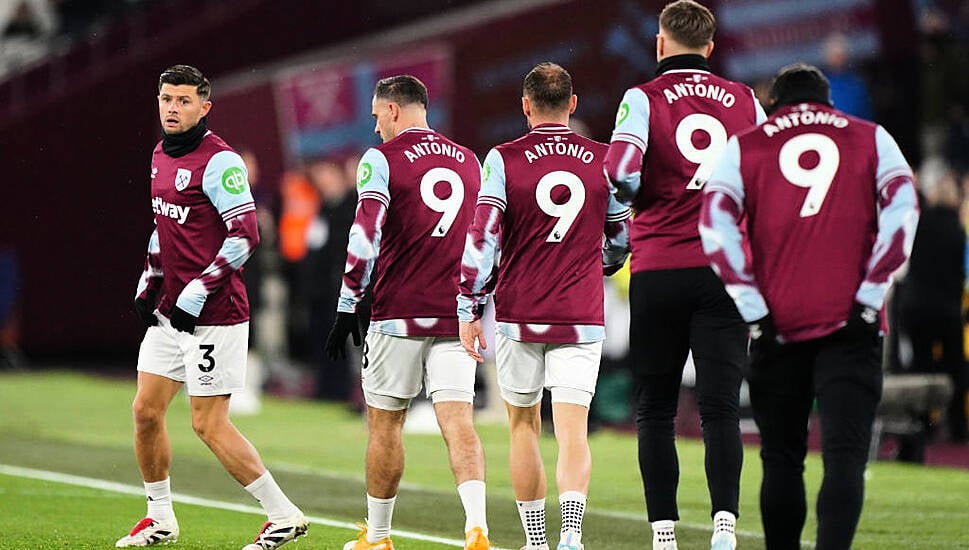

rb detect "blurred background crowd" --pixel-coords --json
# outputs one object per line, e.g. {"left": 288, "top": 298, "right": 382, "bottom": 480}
{"left": 1, "top": 0, "right": 968, "bottom": 463}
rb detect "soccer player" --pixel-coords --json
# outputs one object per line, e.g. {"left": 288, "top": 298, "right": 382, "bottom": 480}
{"left": 324, "top": 75, "right": 490, "bottom": 550}
{"left": 603, "top": 2, "right": 765, "bottom": 549}
{"left": 120, "top": 65, "right": 307, "bottom": 549}
{"left": 700, "top": 63, "right": 919, "bottom": 549}
{"left": 458, "top": 62, "right": 631, "bottom": 550}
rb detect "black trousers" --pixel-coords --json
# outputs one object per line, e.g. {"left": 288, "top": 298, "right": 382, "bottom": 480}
{"left": 629, "top": 267, "right": 746, "bottom": 521}
{"left": 749, "top": 331, "right": 882, "bottom": 550}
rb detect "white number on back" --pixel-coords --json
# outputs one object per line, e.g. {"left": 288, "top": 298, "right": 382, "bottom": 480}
{"left": 535, "top": 170, "right": 586, "bottom": 243}
{"left": 420, "top": 167, "right": 465, "bottom": 237}
{"left": 675, "top": 113, "right": 728, "bottom": 190}
{"left": 778, "top": 133, "right": 840, "bottom": 217}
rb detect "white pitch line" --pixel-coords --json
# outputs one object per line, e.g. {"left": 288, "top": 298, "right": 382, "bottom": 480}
{"left": 0, "top": 464, "right": 511, "bottom": 549}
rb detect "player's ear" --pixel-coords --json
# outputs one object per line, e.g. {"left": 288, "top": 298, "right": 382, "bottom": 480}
{"left": 200, "top": 100, "right": 212, "bottom": 117}
{"left": 522, "top": 96, "right": 531, "bottom": 118}
{"left": 704, "top": 41, "right": 714, "bottom": 58}
{"left": 387, "top": 102, "right": 400, "bottom": 122}
{"left": 656, "top": 33, "right": 664, "bottom": 60}
{"left": 568, "top": 95, "right": 577, "bottom": 115}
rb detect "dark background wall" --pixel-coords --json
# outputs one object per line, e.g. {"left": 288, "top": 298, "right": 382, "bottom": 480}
{"left": 0, "top": 0, "right": 918, "bottom": 359}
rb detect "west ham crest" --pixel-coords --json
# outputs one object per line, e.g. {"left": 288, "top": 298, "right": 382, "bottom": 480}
{"left": 175, "top": 168, "right": 192, "bottom": 191}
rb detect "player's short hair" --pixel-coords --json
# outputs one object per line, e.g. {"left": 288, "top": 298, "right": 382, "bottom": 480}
{"left": 158, "top": 65, "right": 211, "bottom": 101}
{"left": 522, "top": 62, "right": 573, "bottom": 114}
{"left": 374, "top": 75, "right": 429, "bottom": 109}
{"left": 659, "top": 0, "right": 716, "bottom": 49}
{"left": 768, "top": 63, "right": 833, "bottom": 112}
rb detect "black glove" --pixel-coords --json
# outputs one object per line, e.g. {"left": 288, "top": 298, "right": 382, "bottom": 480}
{"left": 473, "top": 302, "right": 486, "bottom": 320}
{"left": 134, "top": 289, "right": 158, "bottom": 327}
{"left": 748, "top": 314, "right": 779, "bottom": 367}
{"left": 839, "top": 301, "right": 880, "bottom": 341}
{"left": 603, "top": 262, "right": 624, "bottom": 277}
{"left": 169, "top": 305, "right": 198, "bottom": 334}
{"left": 325, "top": 312, "right": 362, "bottom": 360}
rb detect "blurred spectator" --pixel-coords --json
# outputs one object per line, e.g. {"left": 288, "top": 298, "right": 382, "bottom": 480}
{"left": 919, "top": 7, "right": 969, "bottom": 163}
{"left": 0, "top": 249, "right": 24, "bottom": 370}
{"left": 822, "top": 33, "right": 873, "bottom": 119}
{"left": 277, "top": 167, "right": 319, "bottom": 362}
{"left": 895, "top": 166, "right": 968, "bottom": 444}
{"left": 239, "top": 149, "right": 271, "bottom": 343}
{"left": 0, "top": 0, "right": 57, "bottom": 76}
{"left": 302, "top": 158, "right": 356, "bottom": 400}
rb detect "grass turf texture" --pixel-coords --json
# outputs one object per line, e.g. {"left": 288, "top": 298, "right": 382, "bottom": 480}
{"left": 1, "top": 371, "right": 967, "bottom": 549}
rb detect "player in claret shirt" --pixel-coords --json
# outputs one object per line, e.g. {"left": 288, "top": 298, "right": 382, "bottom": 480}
{"left": 458, "top": 62, "right": 631, "bottom": 550}
{"left": 700, "top": 63, "right": 919, "bottom": 550}
{"left": 325, "top": 75, "right": 490, "bottom": 550}
{"left": 603, "top": 2, "right": 765, "bottom": 548}
{"left": 120, "top": 65, "right": 306, "bottom": 550}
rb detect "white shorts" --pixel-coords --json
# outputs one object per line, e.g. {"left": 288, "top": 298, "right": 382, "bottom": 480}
{"left": 362, "top": 332, "right": 476, "bottom": 411}
{"left": 137, "top": 313, "right": 249, "bottom": 397}
{"left": 495, "top": 333, "right": 602, "bottom": 408}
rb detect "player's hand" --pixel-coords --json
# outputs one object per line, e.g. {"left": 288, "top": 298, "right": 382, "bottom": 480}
{"left": 748, "top": 314, "right": 779, "bottom": 367}
{"left": 169, "top": 305, "right": 198, "bottom": 334}
{"left": 325, "top": 312, "right": 361, "bottom": 360}
{"left": 839, "top": 302, "right": 880, "bottom": 341}
{"left": 460, "top": 320, "right": 486, "bottom": 363}
{"left": 134, "top": 289, "right": 158, "bottom": 327}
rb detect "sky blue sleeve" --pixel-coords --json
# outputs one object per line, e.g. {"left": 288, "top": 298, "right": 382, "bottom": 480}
{"left": 356, "top": 147, "right": 391, "bottom": 206}
{"left": 705, "top": 136, "right": 746, "bottom": 206}
{"left": 702, "top": 136, "right": 769, "bottom": 322}
{"left": 337, "top": 148, "right": 391, "bottom": 313}
{"left": 609, "top": 87, "right": 650, "bottom": 152}
{"left": 477, "top": 148, "right": 507, "bottom": 208}
{"left": 874, "top": 125, "right": 914, "bottom": 188}
{"left": 202, "top": 150, "right": 255, "bottom": 220}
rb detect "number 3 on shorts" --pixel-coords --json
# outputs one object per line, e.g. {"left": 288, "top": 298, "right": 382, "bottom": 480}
{"left": 198, "top": 344, "right": 215, "bottom": 372}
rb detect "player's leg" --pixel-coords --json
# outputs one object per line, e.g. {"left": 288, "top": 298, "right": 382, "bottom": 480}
{"left": 629, "top": 269, "right": 691, "bottom": 548}
{"left": 117, "top": 323, "right": 184, "bottom": 547}
{"left": 813, "top": 333, "right": 882, "bottom": 550}
{"left": 346, "top": 332, "right": 425, "bottom": 550}
{"left": 747, "top": 341, "right": 815, "bottom": 550}
{"left": 546, "top": 341, "right": 601, "bottom": 550}
{"left": 497, "top": 334, "right": 549, "bottom": 550}
{"left": 183, "top": 322, "right": 305, "bottom": 550}
{"left": 426, "top": 338, "right": 489, "bottom": 549}
{"left": 688, "top": 268, "right": 746, "bottom": 549}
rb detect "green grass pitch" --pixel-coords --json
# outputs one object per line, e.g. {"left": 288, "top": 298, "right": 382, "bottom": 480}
{"left": 0, "top": 371, "right": 967, "bottom": 549}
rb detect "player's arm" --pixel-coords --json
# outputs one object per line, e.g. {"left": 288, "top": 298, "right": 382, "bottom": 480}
{"left": 173, "top": 151, "right": 259, "bottom": 330}
{"left": 604, "top": 87, "right": 650, "bottom": 205}
{"left": 751, "top": 88, "right": 768, "bottom": 124}
{"left": 457, "top": 148, "right": 505, "bottom": 362}
{"left": 135, "top": 227, "right": 163, "bottom": 300}
{"left": 603, "top": 190, "right": 631, "bottom": 276}
{"left": 133, "top": 226, "right": 163, "bottom": 326}
{"left": 699, "top": 136, "right": 769, "bottom": 322}
{"left": 458, "top": 148, "right": 505, "bottom": 321}
{"left": 855, "top": 126, "right": 920, "bottom": 310}
{"left": 337, "top": 148, "right": 390, "bottom": 314}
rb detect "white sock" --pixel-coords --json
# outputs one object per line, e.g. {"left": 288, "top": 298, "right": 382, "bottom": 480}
{"left": 144, "top": 478, "right": 175, "bottom": 522}
{"left": 516, "top": 498, "right": 547, "bottom": 547}
{"left": 559, "top": 490, "right": 586, "bottom": 540}
{"left": 244, "top": 471, "right": 300, "bottom": 522}
{"left": 713, "top": 510, "right": 736, "bottom": 537}
{"left": 366, "top": 494, "right": 396, "bottom": 543}
{"left": 457, "top": 480, "right": 488, "bottom": 534}
{"left": 652, "top": 519, "right": 676, "bottom": 549}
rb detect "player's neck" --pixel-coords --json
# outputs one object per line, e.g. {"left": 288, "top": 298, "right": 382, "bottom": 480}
{"left": 395, "top": 117, "right": 430, "bottom": 135}
{"left": 528, "top": 117, "right": 569, "bottom": 129}
{"left": 655, "top": 53, "right": 710, "bottom": 76}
